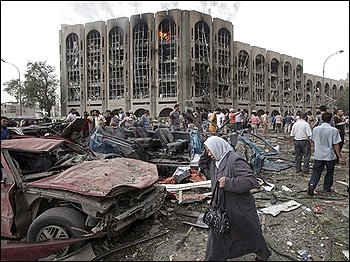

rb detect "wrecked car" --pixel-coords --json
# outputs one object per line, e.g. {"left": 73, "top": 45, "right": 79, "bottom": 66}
{"left": 88, "top": 125, "right": 203, "bottom": 175}
{"left": 8, "top": 124, "right": 61, "bottom": 138}
{"left": 225, "top": 129, "right": 292, "bottom": 175}
{"left": 1, "top": 137, "right": 166, "bottom": 258}
{"left": 7, "top": 118, "right": 85, "bottom": 142}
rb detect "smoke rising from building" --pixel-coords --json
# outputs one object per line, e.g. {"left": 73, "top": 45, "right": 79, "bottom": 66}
{"left": 62, "top": 1, "right": 240, "bottom": 25}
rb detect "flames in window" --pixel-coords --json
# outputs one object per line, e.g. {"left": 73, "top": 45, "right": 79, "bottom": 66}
{"left": 159, "top": 31, "right": 170, "bottom": 41}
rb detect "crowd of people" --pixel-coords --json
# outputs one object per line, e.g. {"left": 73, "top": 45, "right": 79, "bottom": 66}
{"left": 2, "top": 104, "right": 348, "bottom": 140}
{"left": 1, "top": 104, "right": 348, "bottom": 261}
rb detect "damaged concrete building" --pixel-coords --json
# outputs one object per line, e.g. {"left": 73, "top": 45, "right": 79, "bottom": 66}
{"left": 59, "top": 9, "right": 349, "bottom": 118}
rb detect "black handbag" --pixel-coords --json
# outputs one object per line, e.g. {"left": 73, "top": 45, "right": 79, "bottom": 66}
{"left": 203, "top": 181, "right": 230, "bottom": 234}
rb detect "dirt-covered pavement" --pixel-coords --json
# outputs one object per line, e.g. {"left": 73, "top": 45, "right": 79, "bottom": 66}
{"left": 92, "top": 131, "right": 349, "bottom": 261}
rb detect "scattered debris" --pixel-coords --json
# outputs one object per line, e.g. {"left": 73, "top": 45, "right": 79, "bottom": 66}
{"left": 92, "top": 230, "right": 169, "bottom": 261}
{"left": 297, "top": 249, "right": 310, "bottom": 261}
{"left": 182, "top": 213, "right": 209, "bottom": 229}
{"left": 281, "top": 185, "right": 293, "bottom": 192}
{"left": 161, "top": 180, "right": 211, "bottom": 204}
{"left": 313, "top": 205, "right": 325, "bottom": 214}
{"left": 260, "top": 200, "right": 302, "bottom": 216}
{"left": 175, "top": 226, "right": 194, "bottom": 251}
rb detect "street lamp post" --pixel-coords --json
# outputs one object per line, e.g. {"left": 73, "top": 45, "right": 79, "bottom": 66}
{"left": 1, "top": 58, "right": 22, "bottom": 116}
{"left": 322, "top": 50, "right": 344, "bottom": 90}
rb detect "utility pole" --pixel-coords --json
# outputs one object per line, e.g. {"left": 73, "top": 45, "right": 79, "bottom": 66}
{"left": 1, "top": 59, "right": 22, "bottom": 116}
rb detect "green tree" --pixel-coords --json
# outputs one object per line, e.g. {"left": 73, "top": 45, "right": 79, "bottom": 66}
{"left": 3, "top": 61, "right": 59, "bottom": 117}
{"left": 23, "top": 61, "right": 59, "bottom": 117}
{"left": 3, "top": 79, "right": 21, "bottom": 102}
{"left": 336, "top": 88, "right": 349, "bottom": 114}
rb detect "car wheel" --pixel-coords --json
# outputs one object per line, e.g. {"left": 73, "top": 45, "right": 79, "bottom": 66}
{"left": 27, "top": 207, "right": 88, "bottom": 258}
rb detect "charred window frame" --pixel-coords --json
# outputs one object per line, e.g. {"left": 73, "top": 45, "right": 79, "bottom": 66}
{"left": 193, "top": 21, "right": 210, "bottom": 98}
{"left": 331, "top": 84, "right": 337, "bottom": 97}
{"left": 236, "top": 50, "right": 250, "bottom": 101}
{"left": 255, "top": 54, "right": 265, "bottom": 102}
{"left": 215, "top": 28, "right": 231, "bottom": 99}
{"left": 109, "top": 26, "right": 125, "bottom": 100}
{"left": 315, "top": 81, "right": 322, "bottom": 103}
{"left": 305, "top": 79, "right": 312, "bottom": 103}
{"left": 66, "top": 33, "right": 81, "bottom": 102}
{"left": 87, "top": 30, "right": 102, "bottom": 101}
{"left": 133, "top": 22, "right": 150, "bottom": 100}
{"left": 283, "top": 62, "right": 292, "bottom": 103}
{"left": 270, "top": 58, "right": 280, "bottom": 102}
{"left": 295, "top": 64, "right": 303, "bottom": 103}
{"left": 158, "top": 19, "right": 178, "bottom": 99}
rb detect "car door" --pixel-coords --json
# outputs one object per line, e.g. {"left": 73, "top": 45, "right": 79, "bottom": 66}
{"left": 1, "top": 151, "right": 16, "bottom": 237}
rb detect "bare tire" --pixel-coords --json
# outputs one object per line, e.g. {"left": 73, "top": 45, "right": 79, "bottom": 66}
{"left": 27, "top": 207, "right": 87, "bottom": 258}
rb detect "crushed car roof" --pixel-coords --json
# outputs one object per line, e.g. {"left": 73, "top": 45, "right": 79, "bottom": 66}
{"left": 28, "top": 157, "right": 159, "bottom": 197}
{"left": 1, "top": 137, "right": 63, "bottom": 152}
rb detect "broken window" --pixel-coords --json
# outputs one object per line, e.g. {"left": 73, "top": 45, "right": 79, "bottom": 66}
{"left": 315, "top": 81, "right": 322, "bottom": 103}
{"left": 294, "top": 65, "right": 302, "bottom": 103}
{"left": 331, "top": 84, "right": 337, "bottom": 97}
{"left": 236, "top": 50, "right": 250, "bottom": 100}
{"left": 87, "top": 30, "right": 102, "bottom": 101}
{"left": 109, "top": 26, "right": 125, "bottom": 100}
{"left": 193, "top": 21, "right": 210, "bottom": 98}
{"left": 324, "top": 83, "right": 330, "bottom": 96}
{"left": 254, "top": 54, "right": 265, "bottom": 102}
{"left": 270, "top": 58, "right": 279, "bottom": 102}
{"left": 214, "top": 28, "right": 231, "bottom": 99}
{"left": 66, "top": 33, "right": 80, "bottom": 102}
{"left": 133, "top": 22, "right": 150, "bottom": 99}
{"left": 305, "top": 79, "right": 312, "bottom": 103}
{"left": 283, "top": 62, "right": 292, "bottom": 103}
{"left": 158, "top": 19, "right": 178, "bottom": 98}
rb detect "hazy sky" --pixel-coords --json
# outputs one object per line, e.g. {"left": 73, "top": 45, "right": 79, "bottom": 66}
{"left": 1, "top": 1, "right": 349, "bottom": 103}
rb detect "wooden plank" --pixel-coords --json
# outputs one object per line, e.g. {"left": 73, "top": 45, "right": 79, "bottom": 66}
{"left": 161, "top": 180, "right": 211, "bottom": 192}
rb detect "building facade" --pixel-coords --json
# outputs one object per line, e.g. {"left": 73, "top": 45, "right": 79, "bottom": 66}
{"left": 59, "top": 9, "right": 349, "bottom": 117}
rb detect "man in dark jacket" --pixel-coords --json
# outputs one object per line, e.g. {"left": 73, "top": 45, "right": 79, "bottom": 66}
{"left": 1, "top": 116, "right": 10, "bottom": 140}
{"left": 201, "top": 136, "right": 271, "bottom": 261}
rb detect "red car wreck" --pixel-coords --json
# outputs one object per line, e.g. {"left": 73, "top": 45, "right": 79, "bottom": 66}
{"left": 1, "top": 137, "right": 166, "bottom": 259}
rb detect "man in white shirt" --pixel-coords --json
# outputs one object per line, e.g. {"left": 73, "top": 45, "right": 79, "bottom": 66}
{"left": 216, "top": 108, "right": 225, "bottom": 131}
{"left": 93, "top": 110, "right": 107, "bottom": 128}
{"left": 65, "top": 108, "right": 78, "bottom": 122}
{"left": 290, "top": 113, "right": 312, "bottom": 174}
{"left": 261, "top": 111, "right": 269, "bottom": 134}
{"left": 307, "top": 112, "right": 346, "bottom": 196}
{"left": 235, "top": 109, "right": 243, "bottom": 130}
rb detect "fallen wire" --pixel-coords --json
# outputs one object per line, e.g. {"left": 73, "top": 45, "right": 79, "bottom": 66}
{"left": 92, "top": 230, "right": 169, "bottom": 261}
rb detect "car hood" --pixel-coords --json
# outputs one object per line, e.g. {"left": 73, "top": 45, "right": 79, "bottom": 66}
{"left": 28, "top": 157, "right": 159, "bottom": 197}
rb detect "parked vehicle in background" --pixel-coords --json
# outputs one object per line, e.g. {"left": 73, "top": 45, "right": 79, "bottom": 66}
{"left": 1, "top": 137, "right": 166, "bottom": 259}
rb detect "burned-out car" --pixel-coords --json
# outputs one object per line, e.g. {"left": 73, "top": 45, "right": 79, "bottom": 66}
{"left": 89, "top": 125, "right": 203, "bottom": 174}
{"left": 8, "top": 118, "right": 84, "bottom": 141}
{"left": 1, "top": 137, "right": 166, "bottom": 257}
